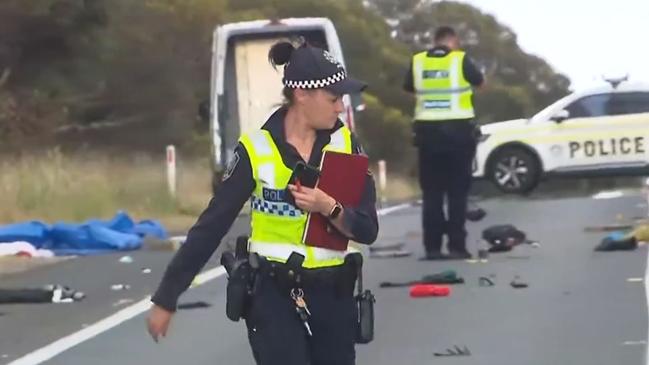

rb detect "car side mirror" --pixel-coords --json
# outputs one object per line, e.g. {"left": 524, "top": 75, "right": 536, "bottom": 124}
{"left": 551, "top": 109, "right": 569, "bottom": 123}
{"left": 198, "top": 99, "right": 210, "bottom": 124}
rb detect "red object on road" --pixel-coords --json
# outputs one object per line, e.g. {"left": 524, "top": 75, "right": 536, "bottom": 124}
{"left": 409, "top": 284, "right": 451, "bottom": 298}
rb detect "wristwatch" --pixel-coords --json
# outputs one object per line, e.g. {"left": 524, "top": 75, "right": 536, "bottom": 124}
{"left": 328, "top": 201, "right": 343, "bottom": 219}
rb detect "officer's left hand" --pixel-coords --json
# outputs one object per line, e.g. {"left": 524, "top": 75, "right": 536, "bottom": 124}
{"left": 288, "top": 184, "right": 335, "bottom": 215}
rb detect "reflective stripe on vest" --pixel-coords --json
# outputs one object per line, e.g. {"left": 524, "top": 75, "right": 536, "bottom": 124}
{"left": 412, "top": 50, "right": 475, "bottom": 121}
{"left": 239, "top": 126, "right": 357, "bottom": 269}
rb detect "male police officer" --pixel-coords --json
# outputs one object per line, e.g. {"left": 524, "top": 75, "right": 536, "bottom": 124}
{"left": 404, "top": 26, "right": 484, "bottom": 260}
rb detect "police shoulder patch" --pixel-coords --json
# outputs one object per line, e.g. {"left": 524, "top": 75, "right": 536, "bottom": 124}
{"left": 222, "top": 151, "right": 240, "bottom": 181}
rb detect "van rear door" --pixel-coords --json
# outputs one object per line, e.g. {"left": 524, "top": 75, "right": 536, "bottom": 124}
{"left": 234, "top": 38, "right": 285, "bottom": 135}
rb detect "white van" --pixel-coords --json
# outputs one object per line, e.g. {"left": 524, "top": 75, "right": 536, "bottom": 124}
{"left": 200, "top": 17, "right": 361, "bottom": 191}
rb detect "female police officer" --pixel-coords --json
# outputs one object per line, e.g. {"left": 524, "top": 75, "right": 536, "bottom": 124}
{"left": 147, "top": 40, "right": 378, "bottom": 365}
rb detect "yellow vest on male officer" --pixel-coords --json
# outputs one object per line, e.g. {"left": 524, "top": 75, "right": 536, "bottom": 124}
{"left": 412, "top": 50, "right": 475, "bottom": 121}
{"left": 239, "top": 126, "right": 357, "bottom": 269}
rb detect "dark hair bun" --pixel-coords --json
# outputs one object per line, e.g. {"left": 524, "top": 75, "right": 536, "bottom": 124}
{"left": 268, "top": 41, "right": 295, "bottom": 68}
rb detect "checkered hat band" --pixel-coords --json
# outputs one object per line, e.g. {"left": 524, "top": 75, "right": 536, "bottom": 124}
{"left": 251, "top": 196, "right": 303, "bottom": 218}
{"left": 283, "top": 70, "right": 347, "bottom": 89}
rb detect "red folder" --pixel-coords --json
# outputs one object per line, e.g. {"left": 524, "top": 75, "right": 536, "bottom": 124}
{"left": 302, "top": 151, "right": 369, "bottom": 251}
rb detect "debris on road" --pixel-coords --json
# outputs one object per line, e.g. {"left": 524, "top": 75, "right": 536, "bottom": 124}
{"left": 141, "top": 268, "right": 152, "bottom": 274}
{"left": 369, "top": 250, "right": 412, "bottom": 258}
{"left": 369, "top": 242, "right": 406, "bottom": 252}
{"left": 510, "top": 276, "right": 528, "bottom": 289}
{"left": 369, "top": 242, "right": 412, "bottom": 258}
{"left": 410, "top": 284, "right": 450, "bottom": 298}
{"left": 584, "top": 223, "right": 634, "bottom": 232}
{"left": 595, "top": 232, "right": 637, "bottom": 251}
{"left": 506, "top": 255, "right": 532, "bottom": 260}
{"left": 434, "top": 345, "right": 471, "bottom": 357}
{"left": 380, "top": 270, "right": 464, "bottom": 288}
{"left": 479, "top": 277, "right": 495, "bottom": 287}
{"left": 110, "top": 284, "right": 131, "bottom": 291}
{"left": 592, "top": 190, "right": 624, "bottom": 200}
{"left": 177, "top": 301, "right": 212, "bottom": 310}
{"left": 119, "top": 255, "right": 134, "bottom": 264}
{"left": 593, "top": 223, "right": 649, "bottom": 251}
{"left": 626, "top": 278, "right": 644, "bottom": 283}
{"left": 145, "top": 235, "right": 187, "bottom": 251}
{"left": 0, "top": 241, "right": 55, "bottom": 258}
{"left": 466, "top": 206, "right": 486, "bottom": 222}
{"left": 0, "top": 211, "right": 167, "bottom": 256}
{"left": 622, "top": 340, "right": 647, "bottom": 346}
{"left": 482, "top": 225, "right": 537, "bottom": 253}
{"left": 170, "top": 236, "right": 187, "bottom": 250}
{"left": 1, "top": 285, "right": 85, "bottom": 304}
{"left": 634, "top": 224, "right": 649, "bottom": 243}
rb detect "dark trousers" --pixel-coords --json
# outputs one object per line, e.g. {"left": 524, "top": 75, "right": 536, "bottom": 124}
{"left": 416, "top": 121, "right": 477, "bottom": 254}
{"left": 245, "top": 272, "right": 357, "bottom": 365}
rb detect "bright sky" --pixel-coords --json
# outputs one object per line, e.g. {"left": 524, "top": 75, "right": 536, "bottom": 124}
{"left": 459, "top": 0, "right": 649, "bottom": 90}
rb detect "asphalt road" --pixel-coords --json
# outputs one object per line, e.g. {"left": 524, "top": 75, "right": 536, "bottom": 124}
{"left": 1, "top": 192, "right": 647, "bottom": 365}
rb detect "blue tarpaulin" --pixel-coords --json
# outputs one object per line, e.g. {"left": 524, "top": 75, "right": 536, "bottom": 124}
{"left": 0, "top": 211, "right": 167, "bottom": 256}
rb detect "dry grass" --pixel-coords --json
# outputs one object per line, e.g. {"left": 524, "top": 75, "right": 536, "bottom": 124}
{"left": 0, "top": 148, "right": 213, "bottom": 231}
{"left": 0, "top": 149, "right": 419, "bottom": 234}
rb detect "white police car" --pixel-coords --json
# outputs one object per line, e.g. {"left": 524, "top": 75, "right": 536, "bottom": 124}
{"left": 473, "top": 79, "right": 649, "bottom": 194}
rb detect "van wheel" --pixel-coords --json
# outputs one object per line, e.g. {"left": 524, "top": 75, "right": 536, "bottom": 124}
{"left": 488, "top": 147, "right": 540, "bottom": 194}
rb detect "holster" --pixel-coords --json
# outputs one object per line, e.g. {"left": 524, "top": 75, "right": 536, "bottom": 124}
{"left": 220, "top": 236, "right": 258, "bottom": 322}
{"left": 346, "top": 253, "right": 375, "bottom": 344}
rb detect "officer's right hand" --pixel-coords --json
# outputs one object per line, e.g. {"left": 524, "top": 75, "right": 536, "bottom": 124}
{"left": 147, "top": 304, "right": 174, "bottom": 343}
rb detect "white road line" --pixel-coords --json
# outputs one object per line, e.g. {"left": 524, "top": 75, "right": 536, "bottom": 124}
{"left": 8, "top": 203, "right": 411, "bottom": 365}
{"left": 377, "top": 202, "right": 413, "bottom": 216}
{"left": 191, "top": 265, "right": 227, "bottom": 287}
{"left": 592, "top": 190, "right": 624, "bottom": 200}
{"left": 7, "top": 296, "right": 153, "bottom": 365}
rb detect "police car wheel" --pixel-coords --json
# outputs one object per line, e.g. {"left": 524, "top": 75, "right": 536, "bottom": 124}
{"left": 488, "top": 147, "right": 540, "bottom": 194}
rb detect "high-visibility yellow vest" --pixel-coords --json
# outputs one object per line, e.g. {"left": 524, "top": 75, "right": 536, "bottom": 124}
{"left": 239, "top": 126, "right": 358, "bottom": 269}
{"left": 412, "top": 50, "right": 475, "bottom": 121}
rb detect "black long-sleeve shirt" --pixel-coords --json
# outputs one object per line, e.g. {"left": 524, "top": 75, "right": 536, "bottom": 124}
{"left": 152, "top": 107, "right": 379, "bottom": 311}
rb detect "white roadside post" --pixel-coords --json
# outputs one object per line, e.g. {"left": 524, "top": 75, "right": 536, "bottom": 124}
{"left": 378, "top": 160, "right": 387, "bottom": 206}
{"left": 166, "top": 145, "right": 177, "bottom": 198}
